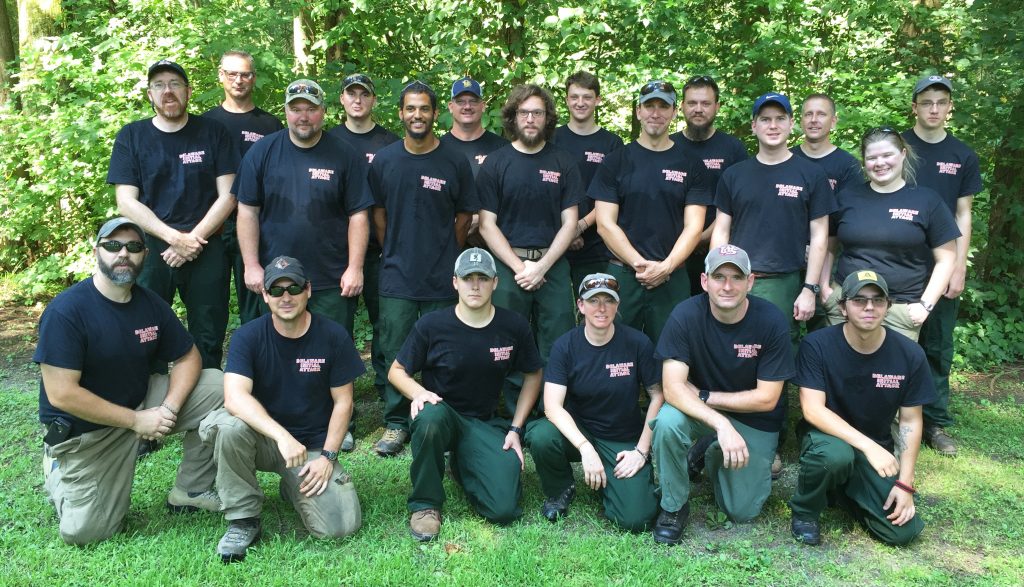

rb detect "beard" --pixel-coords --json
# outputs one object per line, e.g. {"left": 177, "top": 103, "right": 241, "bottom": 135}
{"left": 686, "top": 120, "right": 714, "bottom": 141}
{"left": 517, "top": 127, "right": 545, "bottom": 148}
{"left": 404, "top": 115, "right": 435, "bottom": 140}
{"left": 98, "top": 256, "right": 141, "bottom": 285}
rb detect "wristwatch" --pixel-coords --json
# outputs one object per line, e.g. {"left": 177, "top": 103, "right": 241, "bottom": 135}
{"left": 699, "top": 389, "right": 711, "bottom": 404}
{"left": 508, "top": 425, "right": 524, "bottom": 437}
{"left": 321, "top": 449, "right": 339, "bottom": 462}
{"left": 803, "top": 282, "right": 821, "bottom": 294}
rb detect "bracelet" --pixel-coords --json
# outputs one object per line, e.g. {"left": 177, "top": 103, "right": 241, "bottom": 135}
{"left": 160, "top": 402, "right": 178, "bottom": 415}
{"left": 920, "top": 301, "right": 935, "bottom": 312}
{"left": 893, "top": 480, "right": 916, "bottom": 494}
{"left": 575, "top": 439, "right": 591, "bottom": 450}
{"left": 633, "top": 446, "right": 650, "bottom": 462}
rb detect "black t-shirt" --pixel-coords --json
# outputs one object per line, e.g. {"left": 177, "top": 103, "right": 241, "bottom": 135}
{"left": 901, "top": 130, "right": 983, "bottom": 213}
{"left": 790, "top": 145, "right": 861, "bottom": 194}
{"left": 832, "top": 182, "right": 960, "bottom": 302}
{"left": 327, "top": 124, "right": 402, "bottom": 253}
{"left": 477, "top": 143, "right": 585, "bottom": 248}
{"left": 440, "top": 130, "right": 510, "bottom": 178}
{"left": 225, "top": 313, "right": 365, "bottom": 448}
{"left": 34, "top": 278, "right": 194, "bottom": 435}
{"left": 202, "top": 105, "right": 283, "bottom": 161}
{"left": 396, "top": 306, "right": 543, "bottom": 419}
{"left": 590, "top": 141, "right": 713, "bottom": 262}
{"left": 545, "top": 324, "right": 660, "bottom": 441}
{"left": 552, "top": 126, "right": 624, "bottom": 265}
{"left": 717, "top": 155, "right": 837, "bottom": 273}
{"left": 670, "top": 130, "right": 749, "bottom": 230}
{"left": 655, "top": 294, "right": 795, "bottom": 432}
{"left": 107, "top": 116, "right": 238, "bottom": 231}
{"left": 369, "top": 140, "right": 480, "bottom": 300}
{"left": 233, "top": 130, "right": 374, "bottom": 291}
{"left": 794, "top": 325, "right": 936, "bottom": 452}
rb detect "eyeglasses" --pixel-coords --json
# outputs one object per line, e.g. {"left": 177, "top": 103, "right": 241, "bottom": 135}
{"left": 267, "top": 283, "right": 306, "bottom": 297}
{"left": 455, "top": 98, "right": 481, "bottom": 107}
{"left": 845, "top": 295, "right": 889, "bottom": 308}
{"left": 220, "top": 70, "right": 254, "bottom": 81}
{"left": 640, "top": 80, "right": 676, "bottom": 96}
{"left": 517, "top": 109, "right": 545, "bottom": 119}
{"left": 917, "top": 99, "right": 950, "bottom": 109}
{"left": 99, "top": 240, "right": 145, "bottom": 253}
{"left": 579, "top": 276, "right": 619, "bottom": 296}
{"left": 150, "top": 81, "right": 187, "bottom": 92}
{"left": 287, "top": 83, "right": 322, "bottom": 97}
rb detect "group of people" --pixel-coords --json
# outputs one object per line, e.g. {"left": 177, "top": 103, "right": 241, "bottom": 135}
{"left": 34, "top": 50, "right": 981, "bottom": 561}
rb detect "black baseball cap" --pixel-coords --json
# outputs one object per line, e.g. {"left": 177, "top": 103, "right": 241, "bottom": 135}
{"left": 148, "top": 59, "right": 189, "bottom": 85}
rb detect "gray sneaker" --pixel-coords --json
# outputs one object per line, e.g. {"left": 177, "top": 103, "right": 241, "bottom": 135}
{"left": 167, "top": 486, "right": 222, "bottom": 513}
{"left": 374, "top": 428, "right": 409, "bottom": 457}
{"left": 217, "top": 517, "right": 261, "bottom": 563}
{"left": 341, "top": 431, "right": 355, "bottom": 453}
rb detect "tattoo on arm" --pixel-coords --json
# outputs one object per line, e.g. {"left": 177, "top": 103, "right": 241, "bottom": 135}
{"left": 895, "top": 424, "right": 911, "bottom": 456}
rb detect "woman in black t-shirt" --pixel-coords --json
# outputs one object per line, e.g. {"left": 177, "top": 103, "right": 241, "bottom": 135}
{"left": 821, "top": 128, "right": 958, "bottom": 341}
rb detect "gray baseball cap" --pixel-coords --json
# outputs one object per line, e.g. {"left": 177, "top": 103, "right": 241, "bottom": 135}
{"left": 704, "top": 245, "right": 752, "bottom": 275}
{"left": 578, "top": 273, "right": 620, "bottom": 302}
{"left": 96, "top": 217, "right": 144, "bottom": 244}
{"left": 913, "top": 75, "right": 953, "bottom": 99}
{"left": 263, "top": 256, "right": 308, "bottom": 289}
{"left": 285, "top": 79, "right": 325, "bottom": 106}
{"left": 454, "top": 248, "right": 496, "bottom": 278}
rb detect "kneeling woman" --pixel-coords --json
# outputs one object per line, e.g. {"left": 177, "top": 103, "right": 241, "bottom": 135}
{"left": 526, "top": 274, "right": 662, "bottom": 530}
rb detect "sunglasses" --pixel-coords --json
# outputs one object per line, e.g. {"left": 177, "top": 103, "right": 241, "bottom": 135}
{"left": 640, "top": 80, "right": 676, "bottom": 96}
{"left": 287, "top": 83, "right": 322, "bottom": 97}
{"left": 579, "top": 276, "right": 619, "bottom": 296}
{"left": 99, "top": 240, "right": 145, "bottom": 253}
{"left": 267, "top": 283, "right": 306, "bottom": 297}
{"left": 686, "top": 75, "right": 716, "bottom": 86}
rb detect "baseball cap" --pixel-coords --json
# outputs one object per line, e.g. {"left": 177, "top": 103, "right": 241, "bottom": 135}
{"left": 704, "top": 245, "right": 752, "bottom": 276}
{"left": 263, "top": 256, "right": 308, "bottom": 289}
{"left": 342, "top": 73, "right": 375, "bottom": 95}
{"left": 913, "top": 75, "right": 953, "bottom": 99}
{"left": 451, "top": 77, "right": 482, "bottom": 99}
{"left": 638, "top": 80, "right": 677, "bottom": 106}
{"left": 96, "top": 217, "right": 145, "bottom": 244}
{"left": 752, "top": 92, "right": 792, "bottom": 117}
{"left": 578, "top": 273, "right": 620, "bottom": 302}
{"left": 285, "top": 79, "right": 325, "bottom": 106}
{"left": 148, "top": 59, "right": 189, "bottom": 85}
{"left": 841, "top": 269, "right": 890, "bottom": 300}
{"left": 454, "top": 247, "right": 496, "bottom": 278}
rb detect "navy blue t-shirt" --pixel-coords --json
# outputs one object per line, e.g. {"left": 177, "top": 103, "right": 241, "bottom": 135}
{"left": 233, "top": 130, "right": 374, "bottom": 291}
{"left": 795, "top": 325, "right": 936, "bottom": 452}
{"left": 440, "top": 130, "right": 510, "bottom": 178}
{"left": 202, "top": 105, "right": 283, "bottom": 161}
{"left": 545, "top": 324, "right": 660, "bottom": 441}
{"left": 477, "top": 143, "right": 584, "bottom": 248}
{"left": 34, "top": 278, "right": 194, "bottom": 435}
{"left": 225, "top": 312, "right": 365, "bottom": 448}
{"left": 397, "top": 306, "right": 543, "bottom": 419}
{"left": 655, "top": 294, "right": 795, "bottom": 432}
{"left": 327, "top": 123, "right": 401, "bottom": 253}
{"left": 552, "top": 126, "right": 624, "bottom": 265}
{"left": 901, "top": 130, "right": 983, "bottom": 213}
{"left": 832, "top": 182, "right": 960, "bottom": 302}
{"left": 369, "top": 140, "right": 480, "bottom": 300}
{"left": 790, "top": 145, "right": 861, "bottom": 194}
{"left": 590, "top": 141, "right": 713, "bottom": 262}
{"left": 670, "top": 130, "right": 749, "bottom": 230}
{"left": 716, "top": 155, "right": 837, "bottom": 273}
{"left": 107, "top": 116, "right": 238, "bottom": 231}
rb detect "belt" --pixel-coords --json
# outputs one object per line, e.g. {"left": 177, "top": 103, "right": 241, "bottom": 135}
{"left": 511, "top": 247, "right": 548, "bottom": 261}
{"left": 752, "top": 271, "right": 786, "bottom": 279}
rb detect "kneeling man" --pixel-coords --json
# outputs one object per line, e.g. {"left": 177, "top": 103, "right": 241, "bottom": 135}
{"left": 201, "top": 256, "right": 363, "bottom": 562}
{"left": 390, "top": 248, "right": 543, "bottom": 541}
{"left": 789, "top": 270, "right": 932, "bottom": 546}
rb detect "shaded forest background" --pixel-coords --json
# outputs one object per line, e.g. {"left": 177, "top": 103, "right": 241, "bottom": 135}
{"left": 1, "top": 0, "right": 1021, "bottom": 367}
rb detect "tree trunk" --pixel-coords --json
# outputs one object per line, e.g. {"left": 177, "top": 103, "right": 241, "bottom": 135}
{"left": 977, "top": 101, "right": 1024, "bottom": 281}
{"left": 18, "top": 0, "right": 62, "bottom": 50}
{"left": 292, "top": 4, "right": 317, "bottom": 77}
{"left": 0, "top": 0, "right": 17, "bottom": 105}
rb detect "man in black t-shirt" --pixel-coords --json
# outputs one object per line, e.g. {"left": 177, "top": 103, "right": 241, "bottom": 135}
{"left": 200, "top": 256, "right": 364, "bottom": 562}
{"left": 651, "top": 245, "right": 794, "bottom": 544}
{"left": 109, "top": 60, "right": 239, "bottom": 370}
{"left": 203, "top": 51, "right": 283, "bottom": 326}
{"left": 390, "top": 248, "right": 543, "bottom": 541}
{"left": 902, "top": 75, "right": 984, "bottom": 457}
{"left": 592, "top": 80, "right": 711, "bottom": 345}
{"left": 327, "top": 73, "right": 401, "bottom": 406}
{"left": 552, "top": 71, "right": 624, "bottom": 291}
{"left": 234, "top": 79, "right": 372, "bottom": 338}
{"left": 478, "top": 84, "right": 582, "bottom": 414}
{"left": 369, "top": 81, "right": 480, "bottom": 456}
{"left": 669, "top": 75, "right": 749, "bottom": 296}
{"left": 791, "top": 93, "right": 861, "bottom": 194}
{"left": 712, "top": 92, "right": 836, "bottom": 344}
{"left": 36, "top": 218, "right": 223, "bottom": 545}
{"left": 790, "top": 270, "right": 932, "bottom": 546}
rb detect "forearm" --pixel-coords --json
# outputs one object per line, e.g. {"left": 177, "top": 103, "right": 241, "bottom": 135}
{"left": 637, "top": 386, "right": 664, "bottom": 452}
{"left": 663, "top": 208, "right": 706, "bottom": 271}
{"left": 803, "top": 218, "right": 829, "bottom": 287}
{"left": 116, "top": 186, "right": 177, "bottom": 244}
{"left": 346, "top": 211, "right": 370, "bottom": 272}
{"left": 454, "top": 212, "right": 472, "bottom": 249}
{"left": 665, "top": 379, "right": 731, "bottom": 432}
{"left": 192, "top": 177, "right": 237, "bottom": 239}
{"left": 954, "top": 200, "right": 973, "bottom": 268}
{"left": 321, "top": 394, "right": 353, "bottom": 453}
{"left": 539, "top": 212, "right": 579, "bottom": 271}
{"left": 576, "top": 208, "right": 597, "bottom": 238}
{"left": 388, "top": 361, "right": 431, "bottom": 401}
{"left": 922, "top": 247, "right": 956, "bottom": 306}
{"left": 544, "top": 402, "right": 590, "bottom": 450}
{"left": 709, "top": 213, "right": 731, "bottom": 249}
{"left": 161, "top": 347, "right": 202, "bottom": 412}
{"left": 895, "top": 408, "right": 923, "bottom": 485}
{"left": 803, "top": 396, "right": 882, "bottom": 456}
{"left": 511, "top": 370, "right": 542, "bottom": 428}
{"left": 479, "top": 214, "right": 523, "bottom": 271}
{"left": 237, "top": 204, "right": 262, "bottom": 268}
{"left": 372, "top": 207, "right": 387, "bottom": 248}
{"left": 595, "top": 203, "right": 644, "bottom": 266}
{"left": 225, "top": 385, "right": 293, "bottom": 444}
{"left": 703, "top": 381, "right": 783, "bottom": 414}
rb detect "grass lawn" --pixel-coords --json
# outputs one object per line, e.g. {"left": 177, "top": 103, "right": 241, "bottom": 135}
{"left": 1, "top": 304, "right": 1022, "bottom": 586}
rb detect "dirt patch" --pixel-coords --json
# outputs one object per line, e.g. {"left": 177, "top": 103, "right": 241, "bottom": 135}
{"left": 0, "top": 302, "right": 42, "bottom": 391}
{"left": 959, "top": 366, "right": 1024, "bottom": 404}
